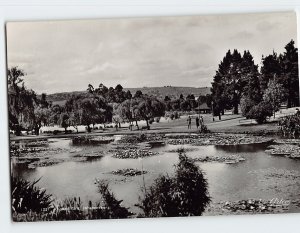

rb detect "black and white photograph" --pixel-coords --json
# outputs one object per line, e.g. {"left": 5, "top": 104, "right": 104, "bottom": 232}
{"left": 6, "top": 11, "right": 300, "bottom": 222}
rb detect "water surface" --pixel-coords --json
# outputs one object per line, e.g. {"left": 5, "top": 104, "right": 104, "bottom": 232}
{"left": 11, "top": 137, "right": 300, "bottom": 214}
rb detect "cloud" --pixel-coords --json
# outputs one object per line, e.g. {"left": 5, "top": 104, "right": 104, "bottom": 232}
{"left": 230, "top": 31, "right": 254, "bottom": 40}
{"left": 6, "top": 12, "right": 297, "bottom": 94}
{"left": 256, "top": 20, "right": 280, "bottom": 32}
{"left": 85, "top": 62, "right": 117, "bottom": 74}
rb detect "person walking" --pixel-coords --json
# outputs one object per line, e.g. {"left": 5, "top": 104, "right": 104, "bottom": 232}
{"left": 196, "top": 116, "right": 200, "bottom": 129}
{"left": 200, "top": 116, "right": 204, "bottom": 125}
{"left": 187, "top": 116, "right": 192, "bottom": 129}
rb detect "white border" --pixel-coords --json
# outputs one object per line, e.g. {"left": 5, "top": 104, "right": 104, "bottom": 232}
{"left": 1, "top": 1, "right": 300, "bottom": 233}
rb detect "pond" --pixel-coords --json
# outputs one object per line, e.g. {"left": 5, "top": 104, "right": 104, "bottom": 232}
{"left": 10, "top": 135, "right": 300, "bottom": 215}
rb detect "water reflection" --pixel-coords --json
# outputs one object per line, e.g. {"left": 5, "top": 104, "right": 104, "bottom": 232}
{"left": 10, "top": 137, "right": 300, "bottom": 214}
{"left": 215, "top": 141, "right": 273, "bottom": 153}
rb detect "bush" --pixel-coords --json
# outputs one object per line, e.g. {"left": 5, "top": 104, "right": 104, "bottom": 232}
{"left": 149, "top": 118, "right": 154, "bottom": 124}
{"left": 155, "top": 117, "right": 160, "bottom": 123}
{"left": 11, "top": 177, "right": 52, "bottom": 214}
{"left": 240, "top": 96, "right": 256, "bottom": 118}
{"left": 247, "top": 102, "right": 273, "bottom": 124}
{"left": 97, "top": 181, "right": 133, "bottom": 219}
{"left": 137, "top": 150, "right": 210, "bottom": 217}
{"left": 12, "top": 177, "right": 132, "bottom": 221}
{"left": 279, "top": 113, "right": 300, "bottom": 137}
{"left": 53, "top": 130, "right": 64, "bottom": 135}
{"left": 169, "top": 113, "right": 175, "bottom": 120}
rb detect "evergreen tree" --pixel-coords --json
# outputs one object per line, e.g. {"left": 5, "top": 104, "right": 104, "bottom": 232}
{"left": 260, "top": 51, "right": 282, "bottom": 91}
{"left": 281, "top": 40, "right": 299, "bottom": 107}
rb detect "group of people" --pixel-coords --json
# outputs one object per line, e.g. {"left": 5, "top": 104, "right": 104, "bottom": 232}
{"left": 187, "top": 115, "right": 204, "bottom": 129}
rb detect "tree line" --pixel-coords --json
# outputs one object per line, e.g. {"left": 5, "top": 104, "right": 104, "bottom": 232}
{"left": 8, "top": 69, "right": 167, "bottom": 135}
{"left": 211, "top": 40, "right": 298, "bottom": 123}
{"left": 8, "top": 67, "right": 213, "bottom": 136}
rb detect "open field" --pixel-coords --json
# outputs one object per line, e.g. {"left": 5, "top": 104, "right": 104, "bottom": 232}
{"left": 11, "top": 111, "right": 283, "bottom": 142}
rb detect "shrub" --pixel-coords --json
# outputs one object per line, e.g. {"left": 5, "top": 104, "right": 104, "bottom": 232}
{"left": 247, "top": 102, "right": 273, "bottom": 124}
{"left": 50, "top": 197, "right": 86, "bottom": 220}
{"left": 240, "top": 96, "right": 256, "bottom": 118}
{"left": 11, "top": 177, "right": 52, "bottom": 214}
{"left": 169, "top": 113, "right": 175, "bottom": 120}
{"left": 149, "top": 118, "right": 154, "bottom": 124}
{"left": 97, "top": 180, "right": 133, "bottom": 219}
{"left": 199, "top": 124, "right": 209, "bottom": 133}
{"left": 12, "top": 177, "right": 132, "bottom": 221}
{"left": 279, "top": 113, "right": 300, "bottom": 137}
{"left": 137, "top": 150, "right": 210, "bottom": 217}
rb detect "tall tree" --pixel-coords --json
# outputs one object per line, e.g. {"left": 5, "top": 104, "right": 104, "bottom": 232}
{"left": 58, "top": 113, "right": 70, "bottom": 134}
{"left": 212, "top": 49, "right": 243, "bottom": 115}
{"left": 263, "top": 79, "right": 286, "bottom": 118}
{"left": 136, "top": 97, "right": 165, "bottom": 130}
{"left": 240, "top": 51, "right": 263, "bottom": 117}
{"left": 260, "top": 51, "right": 282, "bottom": 91}
{"left": 66, "top": 94, "right": 112, "bottom": 133}
{"left": 134, "top": 90, "right": 143, "bottom": 98}
{"left": 7, "top": 67, "right": 37, "bottom": 135}
{"left": 281, "top": 40, "right": 299, "bottom": 107}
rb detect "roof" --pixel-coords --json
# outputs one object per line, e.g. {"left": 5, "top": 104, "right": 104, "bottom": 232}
{"left": 195, "top": 103, "right": 210, "bottom": 110}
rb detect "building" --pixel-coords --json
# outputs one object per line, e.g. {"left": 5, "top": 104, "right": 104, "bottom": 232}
{"left": 195, "top": 103, "right": 211, "bottom": 114}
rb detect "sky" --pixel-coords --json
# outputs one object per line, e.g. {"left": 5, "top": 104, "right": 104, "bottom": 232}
{"left": 6, "top": 12, "right": 297, "bottom": 94}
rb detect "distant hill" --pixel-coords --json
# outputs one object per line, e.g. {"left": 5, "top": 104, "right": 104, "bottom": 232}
{"left": 46, "top": 86, "right": 211, "bottom": 106}
{"left": 124, "top": 86, "right": 211, "bottom": 99}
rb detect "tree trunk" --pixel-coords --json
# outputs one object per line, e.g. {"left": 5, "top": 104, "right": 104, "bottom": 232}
{"left": 135, "top": 120, "right": 139, "bottom": 130}
{"left": 233, "top": 104, "right": 239, "bottom": 114}
{"left": 287, "top": 97, "right": 292, "bottom": 108}
{"left": 35, "top": 126, "right": 40, "bottom": 135}
{"left": 87, "top": 125, "right": 91, "bottom": 133}
{"left": 15, "top": 126, "right": 21, "bottom": 136}
{"left": 64, "top": 127, "right": 68, "bottom": 134}
{"left": 146, "top": 119, "right": 150, "bottom": 130}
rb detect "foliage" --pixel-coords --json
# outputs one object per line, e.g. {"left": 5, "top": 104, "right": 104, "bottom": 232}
{"left": 137, "top": 150, "right": 210, "bottom": 217}
{"left": 58, "top": 113, "right": 70, "bottom": 133}
{"left": 135, "top": 96, "right": 165, "bottom": 129}
{"left": 212, "top": 40, "right": 299, "bottom": 116}
{"left": 155, "top": 117, "right": 160, "bottom": 123}
{"left": 87, "top": 83, "right": 131, "bottom": 103}
{"left": 12, "top": 178, "right": 132, "bottom": 221}
{"left": 260, "top": 40, "right": 298, "bottom": 107}
{"left": 260, "top": 51, "right": 282, "bottom": 90}
{"left": 97, "top": 181, "right": 133, "bottom": 219}
{"left": 8, "top": 67, "right": 37, "bottom": 135}
{"left": 247, "top": 101, "right": 273, "bottom": 124}
{"left": 65, "top": 94, "right": 112, "bottom": 132}
{"left": 262, "top": 79, "right": 286, "bottom": 117}
{"left": 11, "top": 177, "right": 52, "bottom": 214}
{"left": 33, "top": 106, "right": 51, "bottom": 135}
{"left": 279, "top": 113, "right": 300, "bottom": 137}
{"left": 281, "top": 40, "right": 299, "bottom": 107}
{"left": 240, "top": 96, "right": 255, "bottom": 118}
{"left": 116, "top": 98, "right": 141, "bottom": 126}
